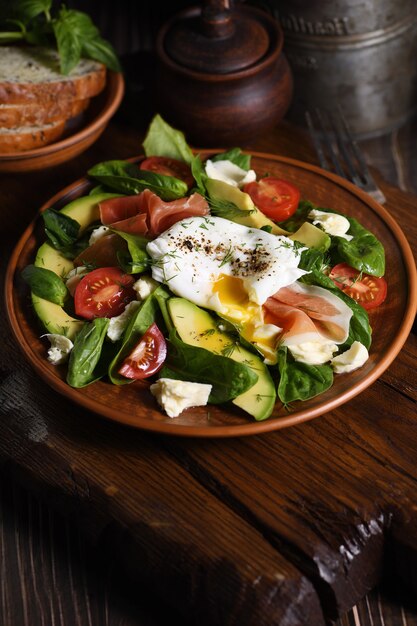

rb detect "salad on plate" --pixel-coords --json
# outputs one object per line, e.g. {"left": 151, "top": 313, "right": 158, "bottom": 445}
{"left": 22, "top": 115, "right": 387, "bottom": 421}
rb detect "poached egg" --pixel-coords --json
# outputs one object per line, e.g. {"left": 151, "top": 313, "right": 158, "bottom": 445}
{"left": 146, "top": 216, "right": 307, "bottom": 361}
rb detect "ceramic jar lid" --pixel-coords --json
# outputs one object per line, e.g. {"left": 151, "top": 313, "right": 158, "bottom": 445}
{"left": 162, "top": 1, "right": 270, "bottom": 74}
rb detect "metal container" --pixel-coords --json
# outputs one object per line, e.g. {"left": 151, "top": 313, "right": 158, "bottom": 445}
{"left": 266, "top": 0, "right": 417, "bottom": 137}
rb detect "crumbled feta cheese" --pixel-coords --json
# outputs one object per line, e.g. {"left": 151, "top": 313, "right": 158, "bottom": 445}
{"left": 89, "top": 225, "right": 110, "bottom": 245}
{"left": 150, "top": 378, "right": 212, "bottom": 418}
{"left": 107, "top": 300, "right": 141, "bottom": 342}
{"left": 288, "top": 341, "right": 338, "bottom": 365}
{"left": 308, "top": 209, "right": 353, "bottom": 240}
{"left": 331, "top": 341, "right": 369, "bottom": 373}
{"left": 133, "top": 275, "right": 159, "bottom": 300}
{"left": 205, "top": 159, "right": 256, "bottom": 188}
{"left": 65, "top": 265, "right": 88, "bottom": 296}
{"left": 42, "top": 334, "right": 74, "bottom": 365}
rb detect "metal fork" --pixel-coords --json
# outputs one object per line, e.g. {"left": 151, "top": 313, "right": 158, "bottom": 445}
{"left": 305, "top": 108, "right": 386, "bottom": 204}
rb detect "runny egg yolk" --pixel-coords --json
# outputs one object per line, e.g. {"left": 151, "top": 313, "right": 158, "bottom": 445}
{"left": 212, "top": 274, "right": 281, "bottom": 363}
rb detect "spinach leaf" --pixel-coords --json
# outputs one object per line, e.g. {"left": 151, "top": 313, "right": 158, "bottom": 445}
{"left": 88, "top": 160, "right": 188, "bottom": 200}
{"left": 336, "top": 217, "right": 385, "bottom": 276}
{"left": 153, "top": 286, "right": 173, "bottom": 332}
{"left": 190, "top": 155, "right": 207, "bottom": 195}
{"left": 67, "top": 318, "right": 109, "bottom": 388}
{"left": 42, "top": 208, "right": 80, "bottom": 252}
{"left": 111, "top": 230, "right": 150, "bottom": 274}
{"left": 212, "top": 147, "right": 251, "bottom": 171}
{"left": 142, "top": 114, "right": 194, "bottom": 164}
{"left": 298, "top": 247, "right": 327, "bottom": 272}
{"left": 22, "top": 264, "right": 68, "bottom": 306}
{"left": 160, "top": 330, "right": 258, "bottom": 404}
{"left": 301, "top": 270, "right": 372, "bottom": 348}
{"left": 277, "top": 346, "right": 333, "bottom": 403}
{"left": 108, "top": 291, "right": 161, "bottom": 385}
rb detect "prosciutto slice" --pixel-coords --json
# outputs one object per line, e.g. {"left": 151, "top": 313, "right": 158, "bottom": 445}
{"left": 98, "top": 190, "right": 209, "bottom": 237}
{"left": 264, "top": 281, "right": 353, "bottom": 345}
{"left": 99, "top": 194, "right": 146, "bottom": 225}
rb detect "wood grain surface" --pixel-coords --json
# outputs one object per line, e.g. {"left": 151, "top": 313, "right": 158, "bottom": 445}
{"left": 1, "top": 115, "right": 416, "bottom": 625}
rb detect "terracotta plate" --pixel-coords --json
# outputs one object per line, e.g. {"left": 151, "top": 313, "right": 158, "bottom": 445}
{"left": 5, "top": 154, "right": 417, "bottom": 437}
{"left": 0, "top": 71, "right": 124, "bottom": 173}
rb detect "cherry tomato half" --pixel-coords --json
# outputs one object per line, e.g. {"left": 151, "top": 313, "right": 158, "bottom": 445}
{"left": 140, "top": 156, "right": 194, "bottom": 188}
{"left": 74, "top": 267, "right": 136, "bottom": 320}
{"left": 118, "top": 323, "right": 167, "bottom": 379}
{"left": 329, "top": 263, "right": 387, "bottom": 310}
{"left": 243, "top": 177, "right": 300, "bottom": 221}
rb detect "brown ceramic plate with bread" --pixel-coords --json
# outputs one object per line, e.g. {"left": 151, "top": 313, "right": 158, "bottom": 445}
{"left": 0, "top": 67, "right": 124, "bottom": 172}
{"left": 5, "top": 153, "right": 417, "bottom": 437}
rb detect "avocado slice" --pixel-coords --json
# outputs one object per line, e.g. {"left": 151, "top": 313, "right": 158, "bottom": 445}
{"left": 290, "top": 221, "right": 331, "bottom": 251}
{"left": 31, "top": 192, "right": 119, "bottom": 339}
{"left": 205, "top": 178, "right": 288, "bottom": 236}
{"left": 167, "top": 297, "right": 276, "bottom": 421}
{"left": 59, "top": 192, "right": 119, "bottom": 234}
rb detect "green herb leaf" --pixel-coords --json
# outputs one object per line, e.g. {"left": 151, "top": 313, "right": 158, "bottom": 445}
{"left": 336, "top": 217, "right": 385, "bottom": 277}
{"left": 22, "top": 264, "right": 68, "bottom": 306}
{"left": 17, "top": 0, "right": 52, "bottom": 22}
{"left": 67, "top": 318, "right": 110, "bottom": 388}
{"left": 143, "top": 114, "right": 194, "bottom": 164}
{"left": 112, "top": 230, "right": 150, "bottom": 274}
{"left": 212, "top": 147, "right": 251, "bottom": 171}
{"left": 88, "top": 160, "right": 188, "bottom": 200}
{"left": 82, "top": 35, "right": 121, "bottom": 73}
{"left": 42, "top": 208, "right": 80, "bottom": 251}
{"left": 208, "top": 196, "right": 255, "bottom": 220}
{"left": 108, "top": 292, "right": 161, "bottom": 385}
{"left": 160, "top": 330, "right": 258, "bottom": 404}
{"left": 190, "top": 155, "right": 207, "bottom": 195}
{"left": 277, "top": 346, "right": 334, "bottom": 403}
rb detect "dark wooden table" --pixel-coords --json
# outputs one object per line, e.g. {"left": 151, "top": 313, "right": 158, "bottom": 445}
{"left": 1, "top": 114, "right": 416, "bottom": 625}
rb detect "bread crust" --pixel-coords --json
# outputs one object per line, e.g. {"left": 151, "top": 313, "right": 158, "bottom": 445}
{"left": 0, "top": 66, "right": 106, "bottom": 104}
{"left": 0, "top": 120, "right": 66, "bottom": 153}
{"left": 0, "top": 97, "right": 90, "bottom": 128}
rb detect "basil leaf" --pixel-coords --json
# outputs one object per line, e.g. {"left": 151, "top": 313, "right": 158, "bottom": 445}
{"left": 212, "top": 147, "right": 251, "bottom": 171}
{"left": 108, "top": 292, "right": 161, "bottom": 385}
{"left": 82, "top": 36, "right": 122, "bottom": 73}
{"left": 160, "top": 330, "right": 258, "bottom": 404}
{"left": 277, "top": 346, "right": 333, "bottom": 404}
{"left": 301, "top": 270, "right": 372, "bottom": 349}
{"left": 88, "top": 160, "right": 188, "bottom": 200}
{"left": 22, "top": 264, "right": 68, "bottom": 306}
{"left": 67, "top": 318, "right": 109, "bottom": 388}
{"left": 17, "top": 0, "right": 52, "bottom": 22}
{"left": 42, "top": 208, "right": 80, "bottom": 251}
{"left": 143, "top": 114, "right": 194, "bottom": 164}
{"left": 336, "top": 217, "right": 385, "bottom": 277}
{"left": 112, "top": 231, "right": 150, "bottom": 274}
{"left": 52, "top": 8, "right": 85, "bottom": 75}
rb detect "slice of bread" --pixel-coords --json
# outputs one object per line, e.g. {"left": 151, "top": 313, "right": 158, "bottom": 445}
{"left": 0, "top": 46, "right": 106, "bottom": 105}
{"left": 0, "top": 119, "right": 66, "bottom": 153}
{"left": 0, "top": 97, "right": 90, "bottom": 128}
